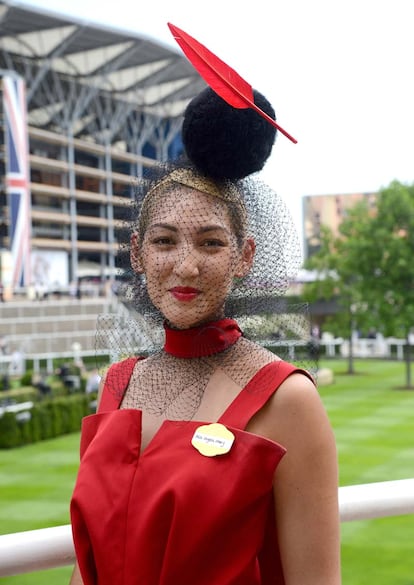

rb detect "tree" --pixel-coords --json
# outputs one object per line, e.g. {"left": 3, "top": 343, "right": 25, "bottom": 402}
{"left": 304, "top": 203, "right": 374, "bottom": 374}
{"left": 304, "top": 180, "right": 414, "bottom": 386}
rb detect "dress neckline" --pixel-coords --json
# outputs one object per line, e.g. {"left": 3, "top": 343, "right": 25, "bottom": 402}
{"left": 163, "top": 318, "right": 242, "bottom": 358}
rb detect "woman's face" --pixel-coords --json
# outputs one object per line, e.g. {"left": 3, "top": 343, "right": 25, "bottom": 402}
{"left": 131, "top": 188, "right": 254, "bottom": 329}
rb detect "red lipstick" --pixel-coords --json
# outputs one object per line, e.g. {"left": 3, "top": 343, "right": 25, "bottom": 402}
{"left": 170, "top": 286, "right": 200, "bottom": 301}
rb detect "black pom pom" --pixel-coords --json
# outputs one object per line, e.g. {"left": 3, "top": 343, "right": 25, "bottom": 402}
{"left": 181, "top": 87, "right": 277, "bottom": 180}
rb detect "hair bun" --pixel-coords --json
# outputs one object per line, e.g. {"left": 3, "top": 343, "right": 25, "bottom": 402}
{"left": 181, "top": 87, "right": 277, "bottom": 181}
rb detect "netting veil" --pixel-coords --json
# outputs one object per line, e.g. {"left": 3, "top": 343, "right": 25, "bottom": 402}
{"left": 95, "top": 87, "right": 312, "bottom": 417}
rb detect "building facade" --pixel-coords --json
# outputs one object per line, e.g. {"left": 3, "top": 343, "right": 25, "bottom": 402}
{"left": 0, "top": 1, "right": 205, "bottom": 295}
{"left": 302, "top": 191, "right": 378, "bottom": 259}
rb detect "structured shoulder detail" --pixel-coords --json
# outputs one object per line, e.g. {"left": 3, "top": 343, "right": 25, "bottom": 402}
{"left": 219, "top": 360, "right": 313, "bottom": 429}
{"left": 98, "top": 357, "right": 140, "bottom": 413}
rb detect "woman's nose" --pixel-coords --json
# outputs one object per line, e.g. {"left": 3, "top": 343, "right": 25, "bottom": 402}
{"left": 173, "top": 246, "right": 201, "bottom": 277}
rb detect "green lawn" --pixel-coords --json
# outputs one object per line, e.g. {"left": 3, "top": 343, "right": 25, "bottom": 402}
{"left": 319, "top": 359, "right": 414, "bottom": 585}
{"left": 1, "top": 358, "right": 414, "bottom": 584}
{"left": 0, "top": 433, "right": 80, "bottom": 584}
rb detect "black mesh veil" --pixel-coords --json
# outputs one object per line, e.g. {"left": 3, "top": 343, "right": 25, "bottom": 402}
{"left": 94, "top": 88, "right": 314, "bottom": 416}
{"left": 96, "top": 163, "right": 311, "bottom": 365}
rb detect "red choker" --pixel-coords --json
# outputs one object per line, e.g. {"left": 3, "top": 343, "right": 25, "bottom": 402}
{"left": 163, "top": 319, "right": 243, "bottom": 358}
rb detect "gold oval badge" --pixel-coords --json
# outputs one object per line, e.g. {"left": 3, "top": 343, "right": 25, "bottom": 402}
{"left": 191, "top": 423, "right": 235, "bottom": 457}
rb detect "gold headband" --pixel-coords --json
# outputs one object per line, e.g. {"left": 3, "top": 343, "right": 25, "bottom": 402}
{"left": 144, "top": 168, "right": 240, "bottom": 202}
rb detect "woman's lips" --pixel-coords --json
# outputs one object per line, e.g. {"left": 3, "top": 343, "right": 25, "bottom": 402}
{"left": 169, "top": 287, "right": 200, "bottom": 301}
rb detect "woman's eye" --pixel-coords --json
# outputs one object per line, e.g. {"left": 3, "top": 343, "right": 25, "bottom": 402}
{"left": 152, "top": 237, "right": 173, "bottom": 245}
{"left": 202, "top": 239, "right": 225, "bottom": 248}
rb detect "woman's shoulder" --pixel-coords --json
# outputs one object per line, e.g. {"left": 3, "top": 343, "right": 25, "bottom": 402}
{"left": 96, "top": 357, "right": 144, "bottom": 410}
{"left": 257, "top": 366, "right": 331, "bottom": 448}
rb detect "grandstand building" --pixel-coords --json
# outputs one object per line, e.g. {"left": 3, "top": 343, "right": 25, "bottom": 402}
{"left": 0, "top": 0, "right": 205, "bottom": 295}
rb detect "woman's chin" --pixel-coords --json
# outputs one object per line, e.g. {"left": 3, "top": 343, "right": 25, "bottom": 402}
{"left": 165, "top": 311, "right": 223, "bottom": 331}
{"left": 166, "top": 317, "right": 204, "bottom": 330}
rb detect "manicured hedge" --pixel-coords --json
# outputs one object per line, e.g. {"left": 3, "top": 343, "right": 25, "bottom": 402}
{"left": 0, "top": 386, "right": 37, "bottom": 403}
{"left": 0, "top": 393, "right": 97, "bottom": 449}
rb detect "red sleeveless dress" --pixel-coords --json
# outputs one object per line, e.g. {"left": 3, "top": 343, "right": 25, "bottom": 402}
{"left": 70, "top": 358, "right": 311, "bottom": 585}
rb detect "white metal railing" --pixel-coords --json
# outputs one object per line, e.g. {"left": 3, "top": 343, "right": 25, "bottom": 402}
{"left": 0, "top": 401, "right": 34, "bottom": 417}
{"left": 0, "top": 348, "right": 112, "bottom": 377}
{"left": 0, "top": 478, "right": 413, "bottom": 577}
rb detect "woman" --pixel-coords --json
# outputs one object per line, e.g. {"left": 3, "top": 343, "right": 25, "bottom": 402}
{"left": 69, "top": 85, "right": 341, "bottom": 585}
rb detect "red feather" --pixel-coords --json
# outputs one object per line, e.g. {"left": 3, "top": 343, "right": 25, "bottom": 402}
{"left": 168, "top": 22, "right": 297, "bottom": 144}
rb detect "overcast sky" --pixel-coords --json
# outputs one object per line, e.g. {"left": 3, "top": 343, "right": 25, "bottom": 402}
{"left": 20, "top": 0, "right": 414, "bottom": 232}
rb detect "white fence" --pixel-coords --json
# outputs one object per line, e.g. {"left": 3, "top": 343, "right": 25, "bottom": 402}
{"left": 0, "top": 478, "right": 413, "bottom": 577}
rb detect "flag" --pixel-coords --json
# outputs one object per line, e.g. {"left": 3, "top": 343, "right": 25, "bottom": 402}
{"left": 2, "top": 74, "right": 31, "bottom": 288}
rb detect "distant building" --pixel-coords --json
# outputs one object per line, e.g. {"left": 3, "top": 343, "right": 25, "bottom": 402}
{"left": 0, "top": 0, "right": 205, "bottom": 294}
{"left": 302, "top": 192, "right": 378, "bottom": 259}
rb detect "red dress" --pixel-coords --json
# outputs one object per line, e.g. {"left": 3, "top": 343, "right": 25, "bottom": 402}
{"left": 70, "top": 358, "right": 311, "bottom": 585}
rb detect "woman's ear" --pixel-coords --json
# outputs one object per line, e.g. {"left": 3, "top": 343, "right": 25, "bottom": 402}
{"left": 235, "top": 238, "right": 255, "bottom": 278}
{"left": 130, "top": 233, "right": 144, "bottom": 274}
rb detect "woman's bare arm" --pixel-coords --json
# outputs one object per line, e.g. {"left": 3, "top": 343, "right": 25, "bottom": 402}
{"left": 261, "top": 373, "right": 341, "bottom": 585}
{"left": 69, "top": 561, "right": 83, "bottom": 585}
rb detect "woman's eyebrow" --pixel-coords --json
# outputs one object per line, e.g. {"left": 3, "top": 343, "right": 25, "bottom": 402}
{"left": 148, "top": 223, "right": 229, "bottom": 235}
{"left": 197, "top": 225, "right": 229, "bottom": 234}
{"left": 148, "top": 223, "right": 178, "bottom": 232}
